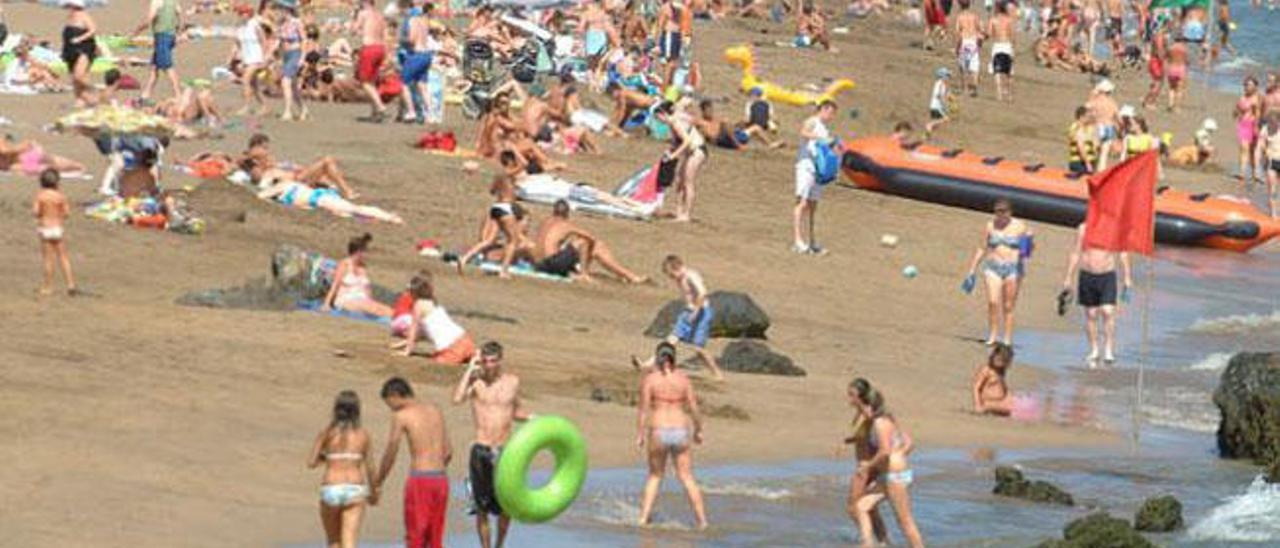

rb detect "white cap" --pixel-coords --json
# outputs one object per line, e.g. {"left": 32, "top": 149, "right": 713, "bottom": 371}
{"left": 1094, "top": 79, "right": 1115, "bottom": 93}
{"left": 1202, "top": 118, "right": 1219, "bottom": 132}
{"left": 62, "top": 0, "right": 86, "bottom": 8}
{"left": 1119, "top": 105, "right": 1136, "bottom": 118}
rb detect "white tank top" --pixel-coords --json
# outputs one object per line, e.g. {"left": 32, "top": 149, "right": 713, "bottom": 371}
{"left": 238, "top": 18, "right": 265, "bottom": 65}
{"left": 421, "top": 303, "right": 465, "bottom": 349}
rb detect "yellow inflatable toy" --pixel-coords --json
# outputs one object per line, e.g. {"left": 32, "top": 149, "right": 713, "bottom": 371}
{"left": 724, "top": 45, "right": 855, "bottom": 107}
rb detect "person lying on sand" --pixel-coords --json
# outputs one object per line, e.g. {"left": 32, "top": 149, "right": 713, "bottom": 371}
{"left": 257, "top": 179, "right": 404, "bottom": 223}
{"left": 972, "top": 343, "right": 1015, "bottom": 416}
{"left": 239, "top": 133, "right": 360, "bottom": 199}
{"left": 534, "top": 199, "right": 649, "bottom": 283}
{"left": 693, "top": 99, "right": 782, "bottom": 151}
{"left": 0, "top": 135, "right": 86, "bottom": 176}
{"left": 154, "top": 84, "right": 223, "bottom": 127}
{"left": 4, "top": 43, "right": 66, "bottom": 92}
{"left": 390, "top": 272, "right": 478, "bottom": 364}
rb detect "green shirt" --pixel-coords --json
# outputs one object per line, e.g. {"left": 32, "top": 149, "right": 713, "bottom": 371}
{"left": 152, "top": 0, "right": 178, "bottom": 35}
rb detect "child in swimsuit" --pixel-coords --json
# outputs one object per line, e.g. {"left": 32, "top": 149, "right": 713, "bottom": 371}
{"left": 33, "top": 168, "right": 77, "bottom": 296}
{"left": 972, "top": 343, "right": 1015, "bottom": 415}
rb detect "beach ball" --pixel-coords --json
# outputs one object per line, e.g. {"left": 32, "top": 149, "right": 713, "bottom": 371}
{"left": 902, "top": 265, "right": 919, "bottom": 279}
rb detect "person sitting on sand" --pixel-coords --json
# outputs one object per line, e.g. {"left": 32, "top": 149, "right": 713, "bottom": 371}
{"left": 848, "top": 378, "right": 925, "bottom": 548}
{"left": 322, "top": 234, "right": 395, "bottom": 318}
{"left": 796, "top": 3, "right": 833, "bottom": 51}
{"left": 741, "top": 87, "right": 782, "bottom": 145}
{"left": 1169, "top": 118, "right": 1217, "bottom": 167}
{"left": 972, "top": 343, "right": 1015, "bottom": 416}
{"left": 391, "top": 273, "right": 477, "bottom": 365}
{"left": 693, "top": 98, "right": 782, "bottom": 151}
{"left": 33, "top": 169, "right": 78, "bottom": 297}
{"left": 636, "top": 341, "right": 709, "bottom": 529}
{"left": 607, "top": 81, "right": 660, "bottom": 134}
{"left": 0, "top": 135, "right": 86, "bottom": 176}
{"left": 239, "top": 133, "right": 360, "bottom": 199}
{"left": 456, "top": 174, "right": 534, "bottom": 279}
{"left": 307, "top": 390, "right": 378, "bottom": 548}
{"left": 633, "top": 255, "right": 725, "bottom": 380}
{"left": 257, "top": 179, "right": 401, "bottom": 222}
{"left": 535, "top": 200, "right": 649, "bottom": 283}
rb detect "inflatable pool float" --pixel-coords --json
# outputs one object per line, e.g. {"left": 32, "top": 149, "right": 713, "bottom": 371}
{"left": 841, "top": 136, "right": 1280, "bottom": 252}
{"left": 724, "top": 45, "right": 854, "bottom": 107}
{"left": 495, "top": 415, "right": 587, "bottom": 523}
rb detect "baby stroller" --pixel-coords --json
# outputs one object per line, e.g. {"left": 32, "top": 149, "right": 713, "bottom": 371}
{"left": 462, "top": 39, "right": 500, "bottom": 120}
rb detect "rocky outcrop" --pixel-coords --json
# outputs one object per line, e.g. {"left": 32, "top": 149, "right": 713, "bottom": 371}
{"left": 1213, "top": 352, "right": 1280, "bottom": 463}
{"left": 1133, "top": 495, "right": 1183, "bottom": 532}
{"left": 992, "top": 466, "right": 1074, "bottom": 506}
{"left": 177, "top": 244, "right": 393, "bottom": 310}
{"left": 718, "top": 340, "right": 806, "bottom": 377}
{"left": 644, "top": 291, "right": 770, "bottom": 340}
{"left": 1056, "top": 512, "right": 1156, "bottom": 548}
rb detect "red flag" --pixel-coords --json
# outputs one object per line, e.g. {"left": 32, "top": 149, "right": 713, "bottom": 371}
{"left": 1083, "top": 151, "right": 1159, "bottom": 255}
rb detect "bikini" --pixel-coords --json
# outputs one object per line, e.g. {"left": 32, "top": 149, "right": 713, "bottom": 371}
{"left": 652, "top": 393, "right": 690, "bottom": 452}
{"left": 319, "top": 451, "right": 369, "bottom": 507}
{"left": 333, "top": 266, "right": 372, "bottom": 309}
{"left": 866, "top": 420, "right": 913, "bottom": 486}
{"left": 983, "top": 233, "right": 1022, "bottom": 280}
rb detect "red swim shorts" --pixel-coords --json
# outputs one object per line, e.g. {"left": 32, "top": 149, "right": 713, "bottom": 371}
{"left": 404, "top": 472, "right": 449, "bottom": 548}
{"left": 356, "top": 44, "right": 386, "bottom": 83}
{"left": 1147, "top": 56, "right": 1164, "bottom": 80}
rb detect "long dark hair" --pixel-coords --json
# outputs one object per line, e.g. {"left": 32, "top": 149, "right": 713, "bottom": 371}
{"left": 330, "top": 390, "right": 361, "bottom": 430}
{"left": 849, "top": 377, "right": 886, "bottom": 417}
{"left": 348, "top": 233, "right": 372, "bottom": 256}
{"left": 655, "top": 342, "right": 677, "bottom": 373}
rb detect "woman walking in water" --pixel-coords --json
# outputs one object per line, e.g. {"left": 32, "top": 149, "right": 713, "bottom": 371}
{"left": 636, "top": 342, "right": 708, "bottom": 529}
{"left": 307, "top": 390, "right": 378, "bottom": 548}
{"left": 847, "top": 378, "right": 924, "bottom": 548}
{"left": 962, "top": 199, "right": 1032, "bottom": 346}
{"left": 322, "top": 234, "right": 395, "bottom": 318}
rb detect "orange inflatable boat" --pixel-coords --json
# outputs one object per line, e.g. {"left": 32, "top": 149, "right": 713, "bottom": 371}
{"left": 841, "top": 136, "right": 1280, "bottom": 253}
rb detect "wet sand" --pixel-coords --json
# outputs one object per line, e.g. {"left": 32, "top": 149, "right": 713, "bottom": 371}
{"left": 0, "top": 3, "right": 1252, "bottom": 545}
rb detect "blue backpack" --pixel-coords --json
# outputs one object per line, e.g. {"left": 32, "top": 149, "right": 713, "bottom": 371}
{"left": 812, "top": 140, "right": 840, "bottom": 185}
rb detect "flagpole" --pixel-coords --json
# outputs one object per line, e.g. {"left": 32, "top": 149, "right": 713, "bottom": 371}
{"left": 1130, "top": 152, "right": 1159, "bottom": 455}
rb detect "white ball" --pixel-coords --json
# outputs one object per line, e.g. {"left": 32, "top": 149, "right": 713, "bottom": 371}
{"left": 902, "top": 265, "right": 919, "bottom": 279}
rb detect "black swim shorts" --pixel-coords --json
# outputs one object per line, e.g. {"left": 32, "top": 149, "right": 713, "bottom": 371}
{"left": 1078, "top": 270, "right": 1117, "bottom": 308}
{"left": 536, "top": 245, "right": 580, "bottom": 277}
{"left": 468, "top": 444, "right": 504, "bottom": 516}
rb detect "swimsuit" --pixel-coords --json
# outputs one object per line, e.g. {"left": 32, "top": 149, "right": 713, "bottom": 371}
{"left": 654, "top": 427, "right": 690, "bottom": 452}
{"left": 882, "top": 469, "right": 915, "bottom": 486}
{"left": 356, "top": 43, "right": 386, "bottom": 84}
{"left": 333, "top": 268, "right": 372, "bottom": 310}
{"left": 278, "top": 184, "right": 301, "bottom": 206}
{"left": 1078, "top": 270, "right": 1118, "bottom": 308}
{"left": 1182, "top": 19, "right": 1205, "bottom": 43}
{"left": 405, "top": 470, "right": 449, "bottom": 548}
{"left": 673, "top": 306, "right": 714, "bottom": 348}
{"left": 585, "top": 29, "right": 608, "bottom": 57}
{"left": 535, "top": 244, "right": 581, "bottom": 277}
{"left": 468, "top": 444, "right": 504, "bottom": 516}
{"left": 309, "top": 187, "right": 340, "bottom": 209}
{"left": 1237, "top": 97, "right": 1258, "bottom": 144}
{"left": 958, "top": 38, "right": 981, "bottom": 74}
{"left": 320, "top": 483, "right": 369, "bottom": 507}
{"left": 991, "top": 42, "right": 1014, "bottom": 75}
{"left": 37, "top": 226, "right": 64, "bottom": 241}
{"left": 488, "top": 202, "right": 514, "bottom": 220}
{"left": 61, "top": 25, "right": 96, "bottom": 69}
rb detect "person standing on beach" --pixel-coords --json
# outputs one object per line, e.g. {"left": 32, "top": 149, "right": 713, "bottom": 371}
{"left": 374, "top": 377, "right": 452, "bottom": 548}
{"left": 636, "top": 342, "right": 709, "bottom": 529}
{"left": 452, "top": 341, "right": 530, "bottom": 548}
{"left": 1165, "top": 36, "right": 1188, "bottom": 112}
{"left": 793, "top": 100, "right": 837, "bottom": 255}
{"left": 953, "top": 0, "right": 984, "bottom": 98}
{"left": 926, "top": 68, "right": 953, "bottom": 138}
{"left": 33, "top": 169, "right": 77, "bottom": 297}
{"left": 987, "top": 1, "right": 1015, "bottom": 102}
{"left": 353, "top": 0, "right": 389, "bottom": 122}
{"left": 1234, "top": 76, "right": 1262, "bottom": 184}
{"left": 962, "top": 199, "right": 1031, "bottom": 346}
{"left": 1067, "top": 105, "right": 1099, "bottom": 174}
{"left": 1104, "top": 0, "right": 1125, "bottom": 60}
{"left": 307, "top": 390, "right": 378, "bottom": 548}
{"left": 1061, "top": 223, "right": 1132, "bottom": 366}
{"left": 134, "top": 0, "right": 182, "bottom": 102}
{"left": 1141, "top": 19, "right": 1167, "bottom": 110}
{"left": 1256, "top": 114, "right": 1280, "bottom": 217}
{"left": 633, "top": 255, "right": 726, "bottom": 380}
{"left": 1087, "top": 79, "right": 1120, "bottom": 171}
{"left": 847, "top": 378, "right": 925, "bottom": 548}
{"left": 276, "top": 1, "right": 307, "bottom": 121}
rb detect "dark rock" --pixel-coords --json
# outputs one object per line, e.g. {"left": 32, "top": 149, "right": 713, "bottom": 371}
{"left": 718, "top": 340, "right": 806, "bottom": 377}
{"left": 1061, "top": 512, "right": 1155, "bottom": 548}
{"left": 992, "top": 466, "right": 1073, "bottom": 506}
{"left": 1134, "top": 495, "right": 1183, "bottom": 532}
{"left": 590, "top": 388, "right": 612, "bottom": 403}
{"left": 643, "top": 291, "right": 770, "bottom": 340}
{"left": 1213, "top": 352, "right": 1280, "bottom": 464}
{"left": 1268, "top": 459, "right": 1280, "bottom": 484}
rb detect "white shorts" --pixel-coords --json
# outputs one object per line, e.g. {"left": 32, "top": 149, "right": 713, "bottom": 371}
{"left": 795, "top": 161, "right": 822, "bottom": 201}
{"left": 958, "top": 39, "right": 981, "bottom": 74}
{"left": 37, "top": 226, "right": 64, "bottom": 241}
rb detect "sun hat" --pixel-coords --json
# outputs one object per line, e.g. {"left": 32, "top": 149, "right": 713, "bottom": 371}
{"left": 1095, "top": 79, "right": 1115, "bottom": 93}
{"left": 1202, "top": 118, "right": 1218, "bottom": 132}
{"left": 936, "top": 67, "right": 952, "bottom": 79}
{"left": 1118, "top": 105, "right": 1136, "bottom": 118}
{"left": 62, "top": 0, "right": 86, "bottom": 9}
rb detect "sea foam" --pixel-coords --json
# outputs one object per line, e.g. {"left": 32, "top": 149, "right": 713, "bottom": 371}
{"left": 1187, "top": 311, "right": 1280, "bottom": 335}
{"left": 1188, "top": 476, "right": 1280, "bottom": 543}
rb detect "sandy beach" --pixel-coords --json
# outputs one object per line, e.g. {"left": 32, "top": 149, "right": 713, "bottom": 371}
{"left": 0, "top": 1, "right": 1257, "bottom": 545}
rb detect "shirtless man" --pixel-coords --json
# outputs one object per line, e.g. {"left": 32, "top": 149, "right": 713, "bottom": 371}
{"left": 33, "top": 169, "right": 77, "bottom": 296}
{"left": 987, "top": 1, "right": 1015, "bottom": 102}
{"left": 1104, "top": 0, "right": 1125, "bottom": 59}
{"left": 401, "top": 3, "right": 435, "bottom": 124}
{"left": 238, "top": 133, "right": 359, "bottom": 199}
{"left": 633, "top": 255, "right": 725, "bottom": 379}
{"left": 352, "top": 0, "right": 388, "bottom": 122}
{"left": 1166, "top": 37, "right": 1188, "bottom": 112}
{"left": 953, "top": 0, "right": 984, "bottom": 97}
{"left": 1087, "top": 80, "right": 1120, "bottom": 170}
{"left": 375, "top": 377, "right": 452, "bottom": 548}
{"left": 535, "top": 200, "right": 648, "bottom": 283}
{"left": 452, "top": 341, "right": 530, "bottom": 548}
{"left": 1062, "top": 223, "right": 1133, "bottom": 366}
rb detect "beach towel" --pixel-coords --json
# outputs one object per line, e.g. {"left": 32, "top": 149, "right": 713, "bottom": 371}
{"left": 297, "top": 299, "right": 391, "bottom": 325}
{"left": 446, "top": 256, "right": 573, "bottom": 283}
{"left": 514, "top": 165, "right": 662, "bottom": 220}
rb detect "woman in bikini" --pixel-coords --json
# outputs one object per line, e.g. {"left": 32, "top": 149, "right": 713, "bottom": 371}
{"left": 848, "top": 378, "right": 924, "bottom": 548}
{"left": 637, "top": 342, "right": 708, "bottom": 529}
{"left": 307, "top": 390, "right": 378, "bottom": 548}
{"left": 963, "top": 199, "right": 1032, "bottom": 346}
{"left": 321, "top": 234, "right": 395, "bottom": 317}
{"left": 1235, "top": 76, "right": 1262, "bottom": 184}
{"left": 456, "top": 173, "right": 532, "bottom": 278}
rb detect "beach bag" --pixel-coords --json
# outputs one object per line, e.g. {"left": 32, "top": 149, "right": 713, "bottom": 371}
{"left": 812, "top": 140, "right": 840, "bottom": 186}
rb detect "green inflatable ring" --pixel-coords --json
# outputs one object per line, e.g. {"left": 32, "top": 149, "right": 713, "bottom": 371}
{"left": 494, "top": 415, "right": 587, "bottom": 523}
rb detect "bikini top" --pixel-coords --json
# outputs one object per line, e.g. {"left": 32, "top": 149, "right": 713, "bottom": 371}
{"left": 340, "top": 268, "right": 370, "bottom": 292}
{"left": 325, "top": 452, "right": 362, "bottom": 461}
{"left": 866, "top": 418, "right": 905, "bottom": 455}
{"left": 987, "top": 232, "right": 1020, "bottom": 249}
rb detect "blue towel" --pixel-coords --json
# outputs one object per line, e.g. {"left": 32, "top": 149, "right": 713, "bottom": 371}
{"left": 297, "top": 300, "right": 391, "bottom": 325}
